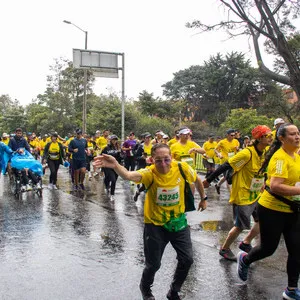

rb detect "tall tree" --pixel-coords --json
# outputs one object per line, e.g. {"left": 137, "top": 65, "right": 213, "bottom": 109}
{"left": 187, "top": 0, "right": 300, "bottom": 99}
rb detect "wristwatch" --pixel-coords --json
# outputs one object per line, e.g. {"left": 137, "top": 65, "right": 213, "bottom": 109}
{"left": 201, "top": 195, "right": 208, "bottom": 201}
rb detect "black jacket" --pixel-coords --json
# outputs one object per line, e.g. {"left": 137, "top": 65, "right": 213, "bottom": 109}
{"left": 43, "top": 142, "right": 65, "bottom": 165}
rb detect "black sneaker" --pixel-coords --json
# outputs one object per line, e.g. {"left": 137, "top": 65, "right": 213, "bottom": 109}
{"left": 239, "top": 242, "right": 252, "bottom": 253}
{"left": 219, "top": 248, "right": 237, "bottom": 261}
{"left": 139, "top": 283, "right": 155, "bottom": 300}
{"left": 133, "top": 191, "right": 140, "bottom": 202}
{"left": 79, "top": 183, "right": 85, "bottom": 190}
{"left": 215, "top": 184, "right": 220, "bottom": 195}
{"left": 167, "top": 289, "right": 181, "bottom": 300}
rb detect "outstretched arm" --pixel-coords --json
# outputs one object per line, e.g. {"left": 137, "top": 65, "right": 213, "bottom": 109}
{"left": 93, "top": 155, "right": 142, "bottom": 182}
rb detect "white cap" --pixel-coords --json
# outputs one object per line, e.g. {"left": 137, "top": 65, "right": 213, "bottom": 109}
{"left": 2, "top": 133, "right": 8, "bottom": 138}
{"left": 274, "top": 118, "right": 285, "bottom": 126}
{"left": 163, "top": 134, "right": 169, "bottom": 139}
{"left": 179, "top": 128, "right": 190, "bottom": 135}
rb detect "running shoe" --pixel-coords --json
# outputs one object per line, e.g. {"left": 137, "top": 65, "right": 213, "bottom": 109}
{"left": 167, "top": 289, "right": 181, "bottom": 300}
{"left": 139, "top": 283, "right": 155, "bottom": 300}
{"left": 26, "top": 184, "right": 32, "bottom": 191}
{"left": 79, "top": 184, "right": 85, "bottom": 190}
{"left": 215, "top": 184, "right": 220, "bottom": 195}
{"left": 53, "top": 185, "right": 58, "bottom": 190}
{"left": 239, "top": 242, "right": 253, "bottom": 253}
{"left": 21, "top": 185, "right": 27, "bottom": 192}
{"left": 283, "top": 288, "right": 300, "bottom": 300}
{"left": 74, "top": 185, "right": 79, "bottom": 191}
{"left": 219, "top": 248, "right": 237, "bottom": 261}
{"left": 110, "top": 195, "right": 115, "bottom": 201}
{"left": 133, "top": 191, "right": 140, "bottom": 202}
{"left": 36, "top": 183, "right": 42, "bottom": 190}
{"left": 237, "top": 251, "right": 249, "bottom": 281}
{"left": 48, "top": 183, "right": 53, "bottom": 190}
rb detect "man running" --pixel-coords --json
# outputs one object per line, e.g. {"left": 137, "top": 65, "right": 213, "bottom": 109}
{"left": 93, "top": 143, "right": 207, "bottom": 300}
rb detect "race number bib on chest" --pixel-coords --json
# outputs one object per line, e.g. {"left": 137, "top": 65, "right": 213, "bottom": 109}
{"left": 228, "top": 152, "right": 235, "bottom": 158}
{"left": 249, "top": 177, "right": 264, "bottom": 192}
{"left": 156, "top": 186, "right": 180, "bottom": 206}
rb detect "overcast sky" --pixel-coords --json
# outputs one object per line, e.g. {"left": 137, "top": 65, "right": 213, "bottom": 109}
{"left": 1, "top": 0, "right": 280, "bottom": 105}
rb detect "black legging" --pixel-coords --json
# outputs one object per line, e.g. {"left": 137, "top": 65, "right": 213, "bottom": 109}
{"left": 124, "top": 156, "right": 135, "bottom": 171}
{"left": 103, "top": 168, "right": 118, "bottom": 196}
{"left": 47, "top": 159, "right": 60, "bottom": 185}
{"left": 245, "top": 204, "right": 300, "bottom": 287}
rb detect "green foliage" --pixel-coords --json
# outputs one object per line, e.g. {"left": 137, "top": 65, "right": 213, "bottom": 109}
{"left": 163, "top": 52, "right": 273, "bottom": 126}
{"left": 220, "top": 108, "right": 273, "bottom": 137}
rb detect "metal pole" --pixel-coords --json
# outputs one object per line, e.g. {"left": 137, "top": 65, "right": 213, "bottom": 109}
{"left": 121, "top": 53, "right": 125, "bottom": 142}
{"left": 83, "top": 31, "right": 88, "bottom": 134}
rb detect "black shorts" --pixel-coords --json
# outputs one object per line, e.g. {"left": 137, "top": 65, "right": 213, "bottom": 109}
{"left": 233, "top": 202, "right": 258, "bottom": 230}
{"left": 72, "top": 159, "right": 86, "bottom": 170}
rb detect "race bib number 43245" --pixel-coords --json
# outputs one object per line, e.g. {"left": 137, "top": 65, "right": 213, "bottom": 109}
{"left": 156, "top": 186, "right": 180, "bottom": 207}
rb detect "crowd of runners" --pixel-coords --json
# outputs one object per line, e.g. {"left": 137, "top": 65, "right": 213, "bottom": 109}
{"left": 0, "top": 117, "right": 299, "bottom": 300}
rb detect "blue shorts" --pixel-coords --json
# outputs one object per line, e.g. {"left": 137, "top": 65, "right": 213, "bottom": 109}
{"left": 72, "top": 159, "right": 86, "bottom": 170}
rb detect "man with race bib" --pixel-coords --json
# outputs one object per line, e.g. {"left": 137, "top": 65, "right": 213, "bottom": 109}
{"left": 92, "top": 143, "right": 207, "bottom": 300}
{"left": 170, "top": 127, "right": 205, "bottom": 169}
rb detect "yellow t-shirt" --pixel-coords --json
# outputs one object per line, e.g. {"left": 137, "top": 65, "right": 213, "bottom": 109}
{"left": 202, "top": 141, "right": 217, "bottom": 160}
{"left": 143, "top": 143, "right": 152, "bottom": 156}
{"left": 170, "top": 140, "right": 201, "bottom": 168}
{"left": 2, "top": 138, "right": 9, "bottom": 145}
{"left": 259, "top": 148, "right": 300, "bottom": 213}
{"left": 229, "top": 146, "right": 265, "bottom": 205}
{"left": 137, "top": 161, "right": 197, "bottom": 225}
{"left": 39, "top": 139, "right": 47, "bottom": 157}
{"left": 168, "top": 138, "right": 178, "bottom": 147}
{"left": 216, "top": 138, "right": 240, "bottom": 163}
{"left": 48, "top": 142, "right": 60, "bottom": 160}
{"left": 97, "top": 136, "right": 109, "bottom": 151}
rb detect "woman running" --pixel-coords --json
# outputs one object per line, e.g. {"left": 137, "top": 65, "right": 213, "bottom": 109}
{"left": 237, "top": 123, "right": 300, "bottom": 300}
{"left": 101, "top": 135, "right": 122, "bottom": 201}
{"left": 43, "top": 133, "right": 65, "bottom": 190}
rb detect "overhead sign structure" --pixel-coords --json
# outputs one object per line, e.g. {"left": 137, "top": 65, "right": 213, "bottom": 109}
{"left": 73, "top": 49, "right": 119, "bottom": 78}
{"left": 73, "top": 49, "right": 125, "bottom": 141}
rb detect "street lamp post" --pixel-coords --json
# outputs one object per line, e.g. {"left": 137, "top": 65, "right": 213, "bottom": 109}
{"left": 63, "top": 20, "right": 88, "bottom": 133}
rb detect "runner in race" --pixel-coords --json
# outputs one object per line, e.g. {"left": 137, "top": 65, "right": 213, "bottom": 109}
{"left": 92, "top": 143, "right": 207, "bottom": 300}
{"left": 237, "top": 123, "right": 300, "bottom": 300}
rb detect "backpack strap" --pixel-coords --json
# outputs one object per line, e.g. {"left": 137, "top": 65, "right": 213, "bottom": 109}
{"left": 178, "top": 162, "right": 187, "bottom": 181}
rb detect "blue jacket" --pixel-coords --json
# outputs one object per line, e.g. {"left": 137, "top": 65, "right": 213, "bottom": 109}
{"left": 8, "top": 136, "right": 30, "bottom": 152}
{"left": 0, "top": 142, "right": 13, "bottom": 174}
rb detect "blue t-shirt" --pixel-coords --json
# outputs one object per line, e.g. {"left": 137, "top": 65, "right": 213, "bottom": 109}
{"left": 68, "top": 138, "right": 87, "bottom": 161}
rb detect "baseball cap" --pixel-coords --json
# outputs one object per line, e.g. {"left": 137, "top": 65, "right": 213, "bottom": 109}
{"left": 76, "top": 129, "right": 82, "bottom": 134}
{"left": 226, "top": 128, "right": 235, "bottom": 135}
{"left": 208, "top": 133, "right": 215, "bottom": 138}
{"left": 2, "top": 133, "right": 9, "bottom": 138}
{"left": 179, "top": 128, "right": 190, "bottom": 135}
{"left": 274, "top": 118, "right": 285, "bottom": 126}
{"left": 109, "top": 135, "right": 118, "bottom": 140}
{"left": 129, "top": 131, "right": 135, "bottom": 136}
{"left": 144, "top": 132, "right": 152, "bottom": 138}
{"left": 163, "top": 134, "right": 169, "bottom": 139}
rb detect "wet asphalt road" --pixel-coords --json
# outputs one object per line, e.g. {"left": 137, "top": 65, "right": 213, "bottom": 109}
{"left": 0, "top": 167, "right": 289, "bottom": 300}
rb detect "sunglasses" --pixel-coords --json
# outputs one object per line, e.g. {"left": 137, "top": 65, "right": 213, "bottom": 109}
{"left": 154, "top": 158, "right": 172, "bottom": 164}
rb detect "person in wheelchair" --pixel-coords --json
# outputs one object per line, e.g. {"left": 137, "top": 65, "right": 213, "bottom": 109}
{"left": 10, "top": 148, "right": 43, "bottom": 191}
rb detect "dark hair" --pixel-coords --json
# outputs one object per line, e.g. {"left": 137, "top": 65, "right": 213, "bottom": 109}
{"left": 259, "top": 123, "right": 291, "bottom": 174}
{"left": 151, "top": 143, "right": 170, "bottom": 156}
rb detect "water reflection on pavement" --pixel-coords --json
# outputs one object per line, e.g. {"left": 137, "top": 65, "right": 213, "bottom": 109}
{"left": 0, "top": 169, "right": 288, "bottom": 300}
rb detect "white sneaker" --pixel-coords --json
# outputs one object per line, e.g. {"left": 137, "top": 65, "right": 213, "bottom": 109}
{"left": 21, "top": 185, "right": 27, "bottom": 192}
{"left": 53, "top": 185, "right": 58, "bottom": 190}
{"left": 110, "top": 195, "right": 115, "bottom": 201}
{"left": 48, "top": 183, "right": 53, "bottom": 190}
{"left": 36, "top": 183, "right": 42, "bottom": 190}
{"left": 26, "top": 184, "right": 32, "bottom": 191}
